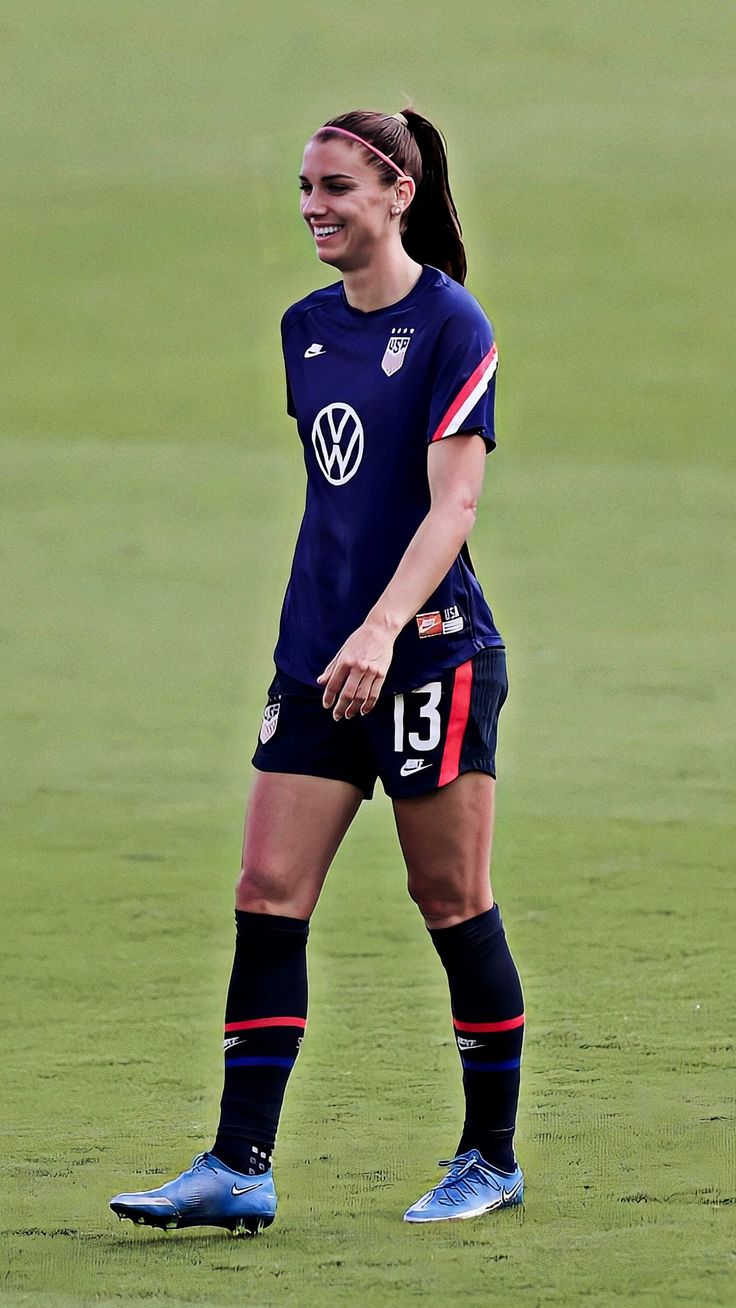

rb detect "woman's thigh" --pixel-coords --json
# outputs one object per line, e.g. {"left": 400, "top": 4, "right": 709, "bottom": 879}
{"left": 237, "top": 771, "right": 363, "bottom": 919}
{"left": 393, "top": 771, "right": 495, "bottom": 928}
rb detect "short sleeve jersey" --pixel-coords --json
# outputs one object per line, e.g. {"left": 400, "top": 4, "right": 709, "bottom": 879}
{"left": 274, "top": 263, "right": 504, "bottom": 693}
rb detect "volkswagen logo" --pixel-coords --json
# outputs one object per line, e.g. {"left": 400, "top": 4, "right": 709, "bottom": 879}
{"left": 311, "top": 402, "right": 364, "bottom": 486}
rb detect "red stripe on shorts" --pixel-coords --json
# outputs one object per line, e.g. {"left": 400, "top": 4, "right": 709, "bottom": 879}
{"left": 438, "top": 659, "right": 474, "bottom": 786}
{"left": 224, "top": 1017, "right": 307, "bottom": 1032}
{"left": 453, "top": 1013, "right": 525, "bottom": 1033}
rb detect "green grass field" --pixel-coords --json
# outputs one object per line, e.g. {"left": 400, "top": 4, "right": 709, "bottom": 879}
{"left": 2, "top": 2, "right": 734, "bottom": 1303}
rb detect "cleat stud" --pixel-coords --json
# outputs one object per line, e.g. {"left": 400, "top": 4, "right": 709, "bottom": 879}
{"left": 232, "top": 1217, "right": 264, "bottom": 1237}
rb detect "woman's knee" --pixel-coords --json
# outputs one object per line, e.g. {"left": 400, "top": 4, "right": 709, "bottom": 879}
{"left": 236, "top": 861, "right": 291, "bottom": 915}
{"left": 236, "top": 860, "right": 319, "bottom": 918}
{"left": 407, "top": 868, "right": 491, "bottom": 928}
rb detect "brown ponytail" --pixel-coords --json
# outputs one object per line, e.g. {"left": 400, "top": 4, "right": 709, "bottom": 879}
{"left": 314, "top": 107, "right": 468, "bottom": 285}
{"left": 398, "top": 109, "right": 467, "bottom": 285}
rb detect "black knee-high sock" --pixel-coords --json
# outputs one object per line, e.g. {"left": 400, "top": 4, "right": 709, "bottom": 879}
{"left": 212, "top": 910, "right": 308, "bottom": 1175}
{"left": 429, "top": 904, "right": 524, "bottom": 1172}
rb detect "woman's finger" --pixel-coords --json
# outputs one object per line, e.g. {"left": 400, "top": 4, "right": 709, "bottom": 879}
{"left": 343, "top": 671, "right": 377, "bottom": 719}
{"left": 358, "top": 674, "right": 384, "bottom": 716}
{"left": 320, "top": 659, "right": 346, "bottom": 709}
{"left": 317, "top": 653, "right": 338, "bottom": 689}
{"left": 331, "top": 666, "right": 367, "bottom": 719}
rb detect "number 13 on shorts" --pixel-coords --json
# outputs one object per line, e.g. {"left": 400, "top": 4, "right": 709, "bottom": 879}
{"left": 393, "top": 683, "right": 443, "bottom": 753}
{"left": 365, "top": 649, "right": 503, "bottom": 797}
{"left": 383, "top": 651, "right": 503, "bottom": 796}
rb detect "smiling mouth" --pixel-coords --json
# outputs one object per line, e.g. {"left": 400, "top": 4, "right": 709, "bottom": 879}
{"left": 313, "top": 225, "right": 344, "bottom": 241}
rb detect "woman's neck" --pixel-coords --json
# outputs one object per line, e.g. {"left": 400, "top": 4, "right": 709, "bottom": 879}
{"left": 342, "top": 248, "right": 423, "bottom": 314}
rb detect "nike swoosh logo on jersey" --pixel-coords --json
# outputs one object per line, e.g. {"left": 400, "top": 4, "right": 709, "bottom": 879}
{"left": 231, "top": 1182, "right": 263, "bottom": 1196}
{"left": 304, "top": 343, "right": 326, "bottom": 357}
{"left": 400, "top": 759, "right": 433, "bottom": 777}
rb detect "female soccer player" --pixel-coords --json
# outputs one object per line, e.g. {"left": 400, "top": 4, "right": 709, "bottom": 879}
{"left": 111, "top": 108, "right": 525, "bottom": 1234}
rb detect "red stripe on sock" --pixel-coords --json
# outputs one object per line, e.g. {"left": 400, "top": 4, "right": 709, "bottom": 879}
{"left": 438, "top": 659, "right": 473, "bottom": 787}
{"left": 224, "top": 1016, "right": 307, "bottom": 1032}
{"left": 453, "top": 1013, "right": 525, "bottom": 1033}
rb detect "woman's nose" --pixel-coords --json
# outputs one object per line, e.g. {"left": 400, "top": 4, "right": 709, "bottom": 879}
{"left": 302, "top": 190, "right": 326, "bottom": 217}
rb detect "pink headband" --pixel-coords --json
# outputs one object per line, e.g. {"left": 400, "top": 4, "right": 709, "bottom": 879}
{"left": 317, "top": 125, "right": 411, "bottom": 180}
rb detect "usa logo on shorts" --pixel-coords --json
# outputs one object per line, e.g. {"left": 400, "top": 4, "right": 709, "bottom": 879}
{"left": 259, "top": 701, "right": 280, "bottom": 744}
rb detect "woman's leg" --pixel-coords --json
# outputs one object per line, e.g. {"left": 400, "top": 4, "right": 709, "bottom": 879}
{"left": 213, "top": 772, "right": 363, "bottom": 1174}
{"left": 394, "top": 772, "right": 524, "bottom": 1173}
{"left": 109, "top": 771, "right": 362, "bottom": 1232}
{"left": 394, "top": 770, "right": 495, "bottom": 928}
{"left": 236, "top": 770, "right": 364, "bottom": 916}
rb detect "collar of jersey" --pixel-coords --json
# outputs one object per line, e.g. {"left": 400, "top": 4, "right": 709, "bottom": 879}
{"left": 338, "top": 263, "right": 435, "bottom": 319}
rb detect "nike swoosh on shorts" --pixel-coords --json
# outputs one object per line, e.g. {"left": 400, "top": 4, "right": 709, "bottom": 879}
{"left": 400, "top": 759, "right": 432, "bottom": 777}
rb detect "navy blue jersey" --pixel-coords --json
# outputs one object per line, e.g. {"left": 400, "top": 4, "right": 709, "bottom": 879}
{"left": 273, "top": 264, "right": 504, "bottom": 693}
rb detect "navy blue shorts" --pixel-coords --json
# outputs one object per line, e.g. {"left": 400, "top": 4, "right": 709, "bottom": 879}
{"left": 252, "top": 646, "right": 508, "bottom": 800}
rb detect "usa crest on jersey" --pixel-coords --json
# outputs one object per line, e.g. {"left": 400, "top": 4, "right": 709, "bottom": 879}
{"left": 381, "top": 327, "right": 415, "bottom": 376}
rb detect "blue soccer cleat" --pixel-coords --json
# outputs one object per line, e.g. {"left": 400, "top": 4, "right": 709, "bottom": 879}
{"left": 110, "top": 1152, "right": 277, "bottom": 1236}
{"left": 403, "top": 1149, "right": 524, "bottom": 1223}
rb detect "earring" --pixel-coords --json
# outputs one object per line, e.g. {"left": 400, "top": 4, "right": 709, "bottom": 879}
{"left": 391, "top": 204, "right": 402, "bottom": 215}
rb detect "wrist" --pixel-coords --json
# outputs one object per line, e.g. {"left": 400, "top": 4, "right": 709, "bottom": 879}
{"left": 365, "top": 605, "right": 404, "bottom": 639}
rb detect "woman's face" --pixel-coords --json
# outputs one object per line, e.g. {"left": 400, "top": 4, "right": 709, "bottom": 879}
{"left": 299, "top": 136, "right": 400, "bottom": 272}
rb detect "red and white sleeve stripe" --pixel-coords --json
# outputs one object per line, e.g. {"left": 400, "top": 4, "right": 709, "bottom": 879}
{"left": 430, "top": 343, "right": 498, "bottom": 443}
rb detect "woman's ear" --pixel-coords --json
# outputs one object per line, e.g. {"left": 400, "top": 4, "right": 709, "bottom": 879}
{"left": 397, "top": 176, "right": 416, "bottom": 211}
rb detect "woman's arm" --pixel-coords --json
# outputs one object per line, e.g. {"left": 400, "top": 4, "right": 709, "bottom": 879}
{"left": 318, "top": 434, "right": 488, "bottom": 718}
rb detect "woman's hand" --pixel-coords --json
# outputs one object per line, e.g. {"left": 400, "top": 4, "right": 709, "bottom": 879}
{"left": 317, "top": 619, "right": 396, "bottom": 719}
{"left": 318, "top": 440, "right": 487, "bottom": 721}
